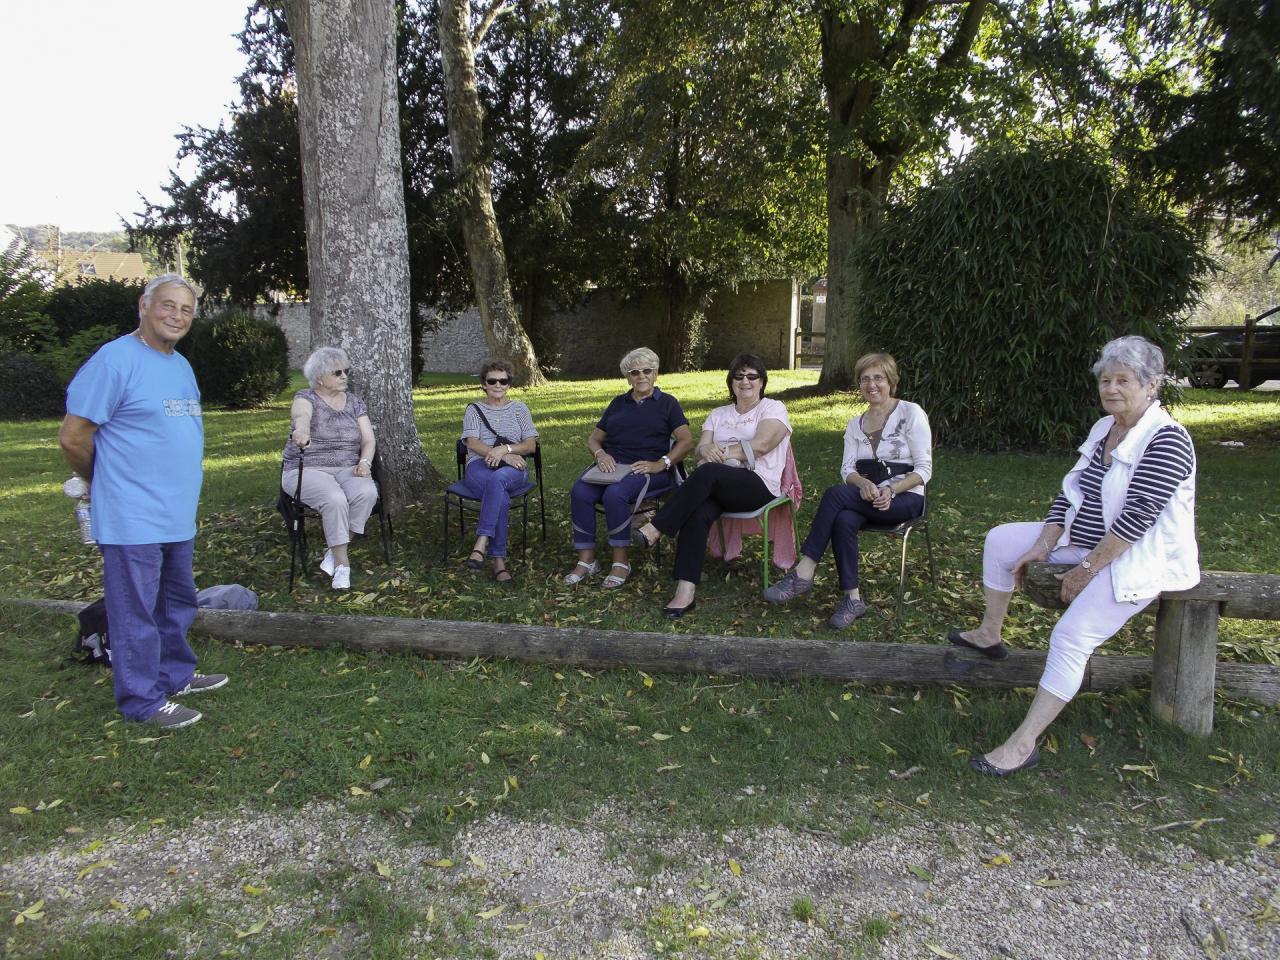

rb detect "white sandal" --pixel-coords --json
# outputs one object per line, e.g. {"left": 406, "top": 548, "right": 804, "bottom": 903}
{"left": 602, "top": 562, "right": 632, "bottom": 589}
{"left": 563, "top": 559, "right": 600, "bottom": 585}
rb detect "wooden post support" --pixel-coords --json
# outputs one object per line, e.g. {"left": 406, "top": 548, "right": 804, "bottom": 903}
{"left": 1151, "top": 598, "right": 1220, "bottom": 736}
{"left": 1022, "top": 563, "right": 1280, "bottom": 737}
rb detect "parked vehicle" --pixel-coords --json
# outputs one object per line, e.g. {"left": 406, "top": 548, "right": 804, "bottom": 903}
{"left": 1187, "top": 308, "right": 1280, "bottom": 389}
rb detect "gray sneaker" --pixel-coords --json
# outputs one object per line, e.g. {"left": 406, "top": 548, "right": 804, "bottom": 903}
{"left": 827, "top": 595, "right": 867, "bottom": 629}
{"left": 762, "top": 570, "right": 814, "bottom": 604}
{"left": 144, "top": 701, "right": 202, "bottom": 729}
{"left": 173, "top": 673, "right": 228, "bottom": 697}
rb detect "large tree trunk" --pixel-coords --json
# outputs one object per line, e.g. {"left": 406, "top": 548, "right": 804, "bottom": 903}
{"left": 817, "top": 1, "right": 988, "bottom": 390}
{"left": 438, "top": 0, "right": 546, "bottom": 386}
{"left": 284, "top": 0, "right": 437, "bottom": 510}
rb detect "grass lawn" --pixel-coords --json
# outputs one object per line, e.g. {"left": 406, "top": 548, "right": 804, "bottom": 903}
{"left": 1, "top": 371, "right": 1277, "bottom": 955}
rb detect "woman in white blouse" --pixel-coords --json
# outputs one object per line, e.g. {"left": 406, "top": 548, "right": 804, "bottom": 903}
{"left": 763, "top": 352, "right": 932, "bottom": 628}
{"left": 632, "top": 353, "right": 792, "bottom": 618}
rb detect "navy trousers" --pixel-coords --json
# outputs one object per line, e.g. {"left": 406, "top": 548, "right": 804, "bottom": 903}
{"left": 800, "top": 485, "right": 923, "bottom": 589}
{"left": 100, "top": 540, "right": 199, "bottom": 721}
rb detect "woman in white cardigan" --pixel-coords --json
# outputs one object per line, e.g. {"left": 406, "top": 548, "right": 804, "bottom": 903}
{"left": 953, "top": 335, "right": 1198, "bottom": 777}
{"left": 763, "top": 352, "right": 932, "bottom": 628}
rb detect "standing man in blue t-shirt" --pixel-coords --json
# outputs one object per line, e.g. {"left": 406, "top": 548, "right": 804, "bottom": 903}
{"left": 59, "top": 274, "right": 227, "bottom": 730}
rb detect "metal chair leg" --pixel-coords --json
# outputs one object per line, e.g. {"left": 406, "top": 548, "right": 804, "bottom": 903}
{"left": 924, "top": 523, "right": 937, "bottom": 586}
{"left": 894, "top": 527, "right": 912, "bottom": 619}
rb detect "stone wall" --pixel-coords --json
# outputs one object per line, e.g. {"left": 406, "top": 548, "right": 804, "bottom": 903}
{"left": 539, "top": 279, "right": 798, "bottom": 375}
{"left": 703, "top": 279, "right": 798, "bottom": 370}
{"left": 419, "top": 306, "right": 489, "bottom": 375}
{"left": 255, "top": 279, "right": 799, "bottom": 376}
{"left": 249, "top": 303, "right": 311, "bottom": 369}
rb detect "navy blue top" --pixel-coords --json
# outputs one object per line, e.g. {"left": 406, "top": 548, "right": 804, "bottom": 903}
{"left": 596, "top": 387, "right": 689, "bottom": 464}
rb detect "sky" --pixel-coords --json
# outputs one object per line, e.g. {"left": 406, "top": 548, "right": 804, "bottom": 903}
{"left": 0, "top": 0, "right": 250, "bottom": 234}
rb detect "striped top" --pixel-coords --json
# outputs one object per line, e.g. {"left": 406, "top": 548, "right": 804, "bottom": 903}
{"left": 1046, "top": 425, "right": 1195, "bottom": 548}
{"left": 462, "top": 400, "right": 538, "bottom": 465}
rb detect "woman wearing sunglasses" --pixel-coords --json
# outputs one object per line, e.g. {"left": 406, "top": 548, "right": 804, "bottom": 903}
{"left": 458, "top": 358, "right": 540, "bottom": 583}
{"left": 281, "top": 346, "right": 378, "bottom": 590}
{"left": 632, "top": 352, "right": 793, "bottom": 618}
{"left": 564, "top": 347, "right": 694, "bottom": 589}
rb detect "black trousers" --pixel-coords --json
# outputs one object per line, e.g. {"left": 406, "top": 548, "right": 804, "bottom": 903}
{"left": 651, "top": 463, "right": 775, "bottom": 583}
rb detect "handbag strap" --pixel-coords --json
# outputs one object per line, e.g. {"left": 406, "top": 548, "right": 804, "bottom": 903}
{"left": 467, "top": 402, "right": 514, "bottom": 446}
{"left": 731, "top": 436, "right": 756, "bottom": 472}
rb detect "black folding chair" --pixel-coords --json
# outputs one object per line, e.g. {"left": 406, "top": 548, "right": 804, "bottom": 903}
{"left": 276, "top": 451, "right": 393, "bottom": 591}
{"left": 861, "top": 489, "right": 937, "bottom": 617}
{"left": 441, "top": 439, "right": 545, "bottom": 561}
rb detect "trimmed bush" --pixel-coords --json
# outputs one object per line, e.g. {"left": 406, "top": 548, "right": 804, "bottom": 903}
{"left": 44, "top": 278, "right": 144, "bottom": 343}
{"left": 0, "top": 351, "right": 65, "bottom": 421}
{"left": 855, "top": 141, "right": 1209, "bottom": 451}
{"left": 179, "top": 309, "right": 289, "bottom": 409}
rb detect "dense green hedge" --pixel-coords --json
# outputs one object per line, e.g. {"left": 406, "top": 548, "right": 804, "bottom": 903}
{"left": 179, "top": 309, "right": 289, "bottom": 409}
{"left": 0, "top": 351, "right": 65, "bottom": 421}
{"left": 856, "top": 142, "right": 1209, "bottom": 451}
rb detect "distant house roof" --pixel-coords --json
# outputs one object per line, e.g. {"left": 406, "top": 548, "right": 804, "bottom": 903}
{"left": 39, "top": 249, "right": 151, "bottom": 286}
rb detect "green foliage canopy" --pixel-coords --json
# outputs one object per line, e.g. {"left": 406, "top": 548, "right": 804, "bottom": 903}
{"left": 857, "top": 142, "right": 1209, "bottom": 451}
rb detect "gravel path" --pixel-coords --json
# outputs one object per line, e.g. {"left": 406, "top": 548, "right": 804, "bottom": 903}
{"left": 3, "top": 801, "right": 1277, "bottom": 958}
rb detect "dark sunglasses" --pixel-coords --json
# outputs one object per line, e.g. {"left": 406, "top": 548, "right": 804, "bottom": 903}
{"left": 484, "top": 377, "right": 511, "bottom": 385}
{"left": 332, "top": 368, "right": 350, "bottom": 377}
{"left": 732, "top": 372, "right": 762, "bottom": 381}
{"left": 627, "top": 368, "right": 655, "bottom": 377}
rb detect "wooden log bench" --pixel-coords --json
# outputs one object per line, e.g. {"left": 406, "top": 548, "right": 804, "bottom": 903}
{"left": 1023, "top": 564, "right": 1280, "bottom": 736}
{"left": 8, "top": 597, "right": 1279, "bottom": 717}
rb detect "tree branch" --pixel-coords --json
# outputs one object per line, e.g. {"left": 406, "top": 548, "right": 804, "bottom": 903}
{"left": 472, "top": 0, "right": 514, "bottom": 48}
{"left": 939, "top": 0, "right": 989, "bottom": 68}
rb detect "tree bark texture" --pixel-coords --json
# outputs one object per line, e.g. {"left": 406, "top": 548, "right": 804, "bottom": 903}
{"left": 284, "top": 0, "right": 436, "bottom": 510}
{"left": 438, "top": 0, "right": 546, "bottom": 386}
{"left": 817, "top": 1, "right": 988, "bottom": 389}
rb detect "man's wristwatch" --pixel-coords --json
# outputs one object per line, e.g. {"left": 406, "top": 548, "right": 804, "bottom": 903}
{"left": 661, "top": 455, "right": 672, "bottom": 469}
{"left": 1080, "top": 558, "right": 1096, "bottom": 575}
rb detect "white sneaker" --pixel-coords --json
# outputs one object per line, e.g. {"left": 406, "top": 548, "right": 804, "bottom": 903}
{"left": 332, "top": 565, "right": 351, "bottom": 590}
{"left": 320, "top": 549, "right": 335, "bottom": 576}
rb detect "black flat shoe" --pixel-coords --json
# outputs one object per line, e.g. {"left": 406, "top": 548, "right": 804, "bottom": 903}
{"left": 464, "top": 549, "right": 485, "bottom": 571}
{"left": 661, "top": 600, "right": 696, "bottom": 619}
{"left": 632, "top": 527, "right": 657, "bottom": 549}
{"left": 947, "top": 628, "right": 1009, "bottom": 661}
{"left": 969, "top": 746, "right": 1040, "bottom": 778}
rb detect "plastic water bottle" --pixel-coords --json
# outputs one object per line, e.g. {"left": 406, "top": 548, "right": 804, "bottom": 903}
{"left": 63, "top": 476, "right": 95, "bottom": 544}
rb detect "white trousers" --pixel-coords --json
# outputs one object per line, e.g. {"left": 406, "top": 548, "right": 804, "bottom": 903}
{"left": 983, "top": 521, "right": 1154, "bottom": 701}
{"left": 281, "top": 465, "right": 377, "bottom": 549}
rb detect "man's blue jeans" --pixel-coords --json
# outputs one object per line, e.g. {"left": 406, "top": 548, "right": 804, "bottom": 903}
{"left": 99, "top": 540, "right": 198, "bottom": 721}
{"left": 460, "top": 458, "right": 529, "bottom": 557}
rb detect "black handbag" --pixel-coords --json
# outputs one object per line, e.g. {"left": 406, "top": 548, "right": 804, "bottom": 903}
{"left": 855, "top": 458, "right": 914, "bottom": 485}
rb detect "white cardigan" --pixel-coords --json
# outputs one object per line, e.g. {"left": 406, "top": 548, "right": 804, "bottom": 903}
{"left": 1056, "top": 402, "right": 1199, "bottom": 602}
{"left": 840, "top": 399, "right": 933, "bottom": 487}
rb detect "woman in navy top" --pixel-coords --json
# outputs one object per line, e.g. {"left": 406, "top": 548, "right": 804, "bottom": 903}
{"left": 564, "top": 347, "right": 695, "bottom": 589}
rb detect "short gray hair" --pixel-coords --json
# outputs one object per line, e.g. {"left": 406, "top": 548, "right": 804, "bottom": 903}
{"left": 1092, "top": 335, "right": 1165, "bottom": 386}
{"left": 303, "top": 346, "right": 350, "bottom": 388}
{"left": 619, "top": 347, "right": 659, "bottom": 377}
{"left": 140, "top": 273, "right": 196, "bottom": 307}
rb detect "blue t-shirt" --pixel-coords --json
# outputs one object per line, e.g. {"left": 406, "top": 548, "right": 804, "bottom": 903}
{"left": 596, "top": 387, "right": 688, "bottom": 463}
{"left": 65, "top": 334, "right": 204, "bottom": 544}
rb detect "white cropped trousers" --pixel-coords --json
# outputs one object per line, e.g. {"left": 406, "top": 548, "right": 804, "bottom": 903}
{"left": 982, "top": 521, "right": 1154, "bottom": 701}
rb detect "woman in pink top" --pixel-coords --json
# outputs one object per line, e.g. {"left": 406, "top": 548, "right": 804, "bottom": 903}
{"left": 633, "top": 353, "right": 792, "bottom": 618}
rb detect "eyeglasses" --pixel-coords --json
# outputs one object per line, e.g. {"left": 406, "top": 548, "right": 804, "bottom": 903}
{"left": 627, "top": 368, "right": 655, "bottom": 377}
{"left": 484, "top": 377, "right": 510, "bottom": 385}
{"left": 332, "top": 368, "right": 350, "bottom": 377}
{"left": 732, "top": 372, "right": 762, "bottom": 382}
{"left": 859, "top": 374, "right": 888, "bottom": 385}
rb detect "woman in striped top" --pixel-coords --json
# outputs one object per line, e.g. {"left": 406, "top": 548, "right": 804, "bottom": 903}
{"left": 459, "top": 359, "right": 539, "bottom": 583}
{"left": 951, "top": 336, "right": 1199, "bottom": 777}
